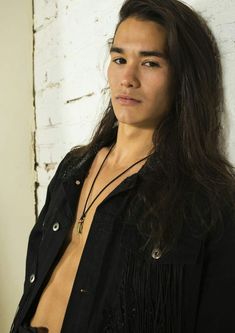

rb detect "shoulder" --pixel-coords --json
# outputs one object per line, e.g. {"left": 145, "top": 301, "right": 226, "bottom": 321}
{"left": 203, "top": 204, "right": 235, "bottom": 276}
{"left": 44, "top": 147, "right": 86, "bottom": 191}
{"left": 195, "top": 205, "right": 235, "bottom": 332}
{"left": 55, "top": 143, "right": 107, "bottom": 181}
{"left": 206, "top": 204, "right": 235, "bottom": 248}
{"left": 55, "top": 145, "right": 89, "bottom": 179}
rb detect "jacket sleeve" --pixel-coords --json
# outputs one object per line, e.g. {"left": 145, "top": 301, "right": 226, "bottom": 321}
{"left": 195, "top": 207, "right": 235, "bottom": 332}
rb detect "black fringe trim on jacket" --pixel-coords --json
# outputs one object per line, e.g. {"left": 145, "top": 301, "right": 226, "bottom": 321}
{"left": 101, "top": 247, "right": 183, "bottom": 333}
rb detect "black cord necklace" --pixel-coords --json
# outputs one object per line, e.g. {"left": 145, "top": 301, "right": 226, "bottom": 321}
{"left": 77, "top": 142, "right": 154, "bottom": 234}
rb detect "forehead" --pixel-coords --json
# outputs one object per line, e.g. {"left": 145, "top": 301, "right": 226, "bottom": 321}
{"left": 114, "top": 17, "right": 167, "bottom": 51}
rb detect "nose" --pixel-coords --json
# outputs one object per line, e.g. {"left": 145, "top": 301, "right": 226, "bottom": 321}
{"left": 121, "top": 66, "right": 140, "bottom": 88}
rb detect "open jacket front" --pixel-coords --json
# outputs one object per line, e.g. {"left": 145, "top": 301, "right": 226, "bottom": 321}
{"left": 11, "top": 144, "right": 235, "bottom": 333}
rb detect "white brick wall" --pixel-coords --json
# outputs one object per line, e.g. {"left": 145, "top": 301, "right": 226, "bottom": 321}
{"left": 194, "top": 0, "right": 235, "bottom": 163}
{"left": 34, "top": 0, "right": 235, "bottom": 212}
{"left": 34, "top": 0, "right": 123, "bottom": 211}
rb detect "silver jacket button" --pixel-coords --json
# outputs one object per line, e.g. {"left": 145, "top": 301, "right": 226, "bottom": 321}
{"left": 152, "top": 247, "right": 162, "bottom": 259}
{"left": 75, "top": 179, "right": 81, "bottom": 185}
{"left": 52, "top": 222, "right": 60, "bottom": 231}
{"left": 29, "top": 274, "right": 36, "bottom": 283}
{"left": 80, "top": 288, "right": 88, "bottom": 293}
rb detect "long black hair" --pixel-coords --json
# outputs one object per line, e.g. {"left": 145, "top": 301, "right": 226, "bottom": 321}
{"left": 71, "top": 0, "right": 235, "bottom": 256}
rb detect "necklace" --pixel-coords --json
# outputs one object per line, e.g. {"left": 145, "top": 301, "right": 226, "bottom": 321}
{"left": 77, "top": 142, "right": 154, "bottom": 234}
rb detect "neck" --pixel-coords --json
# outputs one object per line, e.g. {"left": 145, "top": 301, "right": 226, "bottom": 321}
{"left": 108, "top": 123, "right": 156, "bottom": 168}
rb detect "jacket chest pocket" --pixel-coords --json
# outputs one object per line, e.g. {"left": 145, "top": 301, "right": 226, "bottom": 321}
{"left": 120, "top": 221, "right": 203, "bottom": 265}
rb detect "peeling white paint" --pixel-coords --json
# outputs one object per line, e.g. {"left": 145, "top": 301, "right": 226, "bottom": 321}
{"left": 44, "top": 162, "right": 57, "bottom": 172}
{"left": 66, "top": 92, "right": 95, "bottom": 104}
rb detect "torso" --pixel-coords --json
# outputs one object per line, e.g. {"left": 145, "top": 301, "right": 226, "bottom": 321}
{"left": 30, "top": 146, "right": 147, "bottom": 333}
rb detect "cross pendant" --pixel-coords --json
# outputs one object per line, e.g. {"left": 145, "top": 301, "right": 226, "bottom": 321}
{"left": 77, "top": 216, "right": 85, "bottom": 234}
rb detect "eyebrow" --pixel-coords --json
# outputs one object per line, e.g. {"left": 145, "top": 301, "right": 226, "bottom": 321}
{"left": 110, "top": 46, "right": 167, "bottom": 59}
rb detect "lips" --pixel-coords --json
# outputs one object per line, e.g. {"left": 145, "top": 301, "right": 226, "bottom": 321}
{"left": 116, "top": 95, "right": 141, "bottom": 106}
{"left": 117, "top": 95, "right": 141, "bottom": 102}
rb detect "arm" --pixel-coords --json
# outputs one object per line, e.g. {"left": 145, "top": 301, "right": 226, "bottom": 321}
{"left": 195, "top": 207, "right": 235, "bottom": 332}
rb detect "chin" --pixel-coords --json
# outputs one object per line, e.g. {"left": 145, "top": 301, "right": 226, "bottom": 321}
{"left": 116, "top": 118, "right": 151, "bottom": 129}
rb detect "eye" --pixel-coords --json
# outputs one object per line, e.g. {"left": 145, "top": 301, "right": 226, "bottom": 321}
{"left": 112, "top": 57, "right": 126, "bottom": 65}
{"left": 111, "top": 58, "right": 160, "bottom": 68}
{"left": 143, "top": 61, "right": 160, "bottom": 67}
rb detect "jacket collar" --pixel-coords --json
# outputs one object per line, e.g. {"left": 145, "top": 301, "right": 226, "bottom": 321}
{"left": 62, "top": 143, "right": 158, "bottom": 183}
{"left": 60, "top": 143, "right": 158, "bottom": 217}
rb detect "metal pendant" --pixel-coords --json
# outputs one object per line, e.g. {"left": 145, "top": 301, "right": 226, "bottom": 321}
{"left": 77, "top": 216, "right": 85, "bottom": 234}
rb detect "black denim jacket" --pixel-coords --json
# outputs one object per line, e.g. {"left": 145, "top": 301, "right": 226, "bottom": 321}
{"left": 10, "top": 145, "right": 235, "bottom": 333}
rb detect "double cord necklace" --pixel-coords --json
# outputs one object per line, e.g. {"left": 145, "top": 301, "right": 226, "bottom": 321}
{"left": 77, "top": 142, "right": 154, "bottom": 234}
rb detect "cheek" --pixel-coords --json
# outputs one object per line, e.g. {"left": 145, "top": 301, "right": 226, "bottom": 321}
{"left": 107, "top": 67, "right": 119, "bottom": 95}
{"left": 148, "top": 74, "right": 172, "bottom": 99}
{"left": 107, "top": 63, "right": 116, "bottom": 82}
{"left": 107, "top": 64, "right": 111, "bottom": 84}
{"left": 107, "top": 61, "right": 114, "bottom": 81}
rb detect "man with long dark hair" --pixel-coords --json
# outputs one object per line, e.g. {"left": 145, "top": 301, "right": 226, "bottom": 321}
{"left": 11, "top": 0, "right": 235, "bottom": 332}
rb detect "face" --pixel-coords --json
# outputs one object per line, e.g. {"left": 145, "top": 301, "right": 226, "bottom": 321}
{"left": 107, "top": 17, "right": 174, "bottom": 129}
